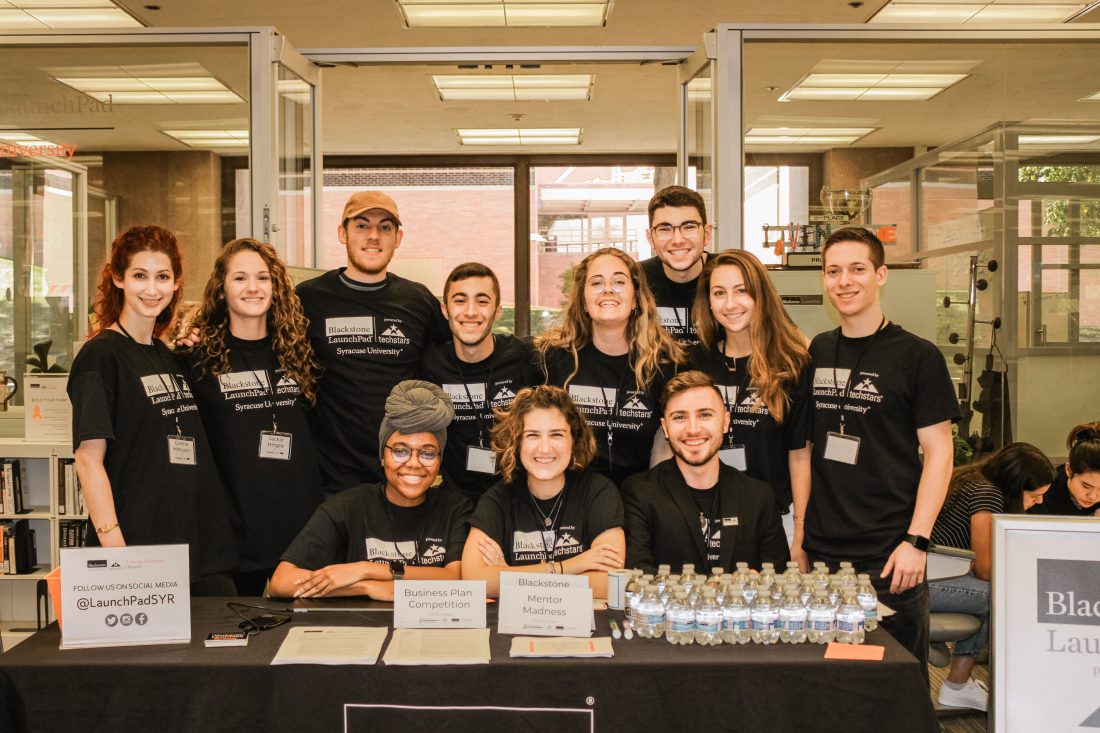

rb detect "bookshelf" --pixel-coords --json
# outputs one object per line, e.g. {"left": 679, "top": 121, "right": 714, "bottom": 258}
{"left": 0, "top": 439, "right": 81, "bottom": 650}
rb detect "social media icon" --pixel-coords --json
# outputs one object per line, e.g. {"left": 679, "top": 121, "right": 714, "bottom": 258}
{"left": 105, "top": 614, "right": 118, "bottom": 627}
{"left": 120, "top": 614, "right": 134, "bottom": 626}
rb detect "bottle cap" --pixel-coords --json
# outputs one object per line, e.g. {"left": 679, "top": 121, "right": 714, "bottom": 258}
{"left": 711, "top": 567, "right": 725, "bottom": 576}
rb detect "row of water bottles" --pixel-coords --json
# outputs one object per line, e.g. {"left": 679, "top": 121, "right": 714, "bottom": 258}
{"left": 625, "top": 560, "right": 878, "bottom": 646}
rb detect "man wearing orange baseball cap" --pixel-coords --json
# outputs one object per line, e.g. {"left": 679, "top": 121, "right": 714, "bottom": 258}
{"left": 297, "top": 191, "right": 449, "bottom": 494}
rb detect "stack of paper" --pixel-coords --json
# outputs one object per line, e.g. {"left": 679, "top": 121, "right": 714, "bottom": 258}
{"left": 509, "top": 636, "right": 614, "bottom": 658}
{"left": 271, "top": 626, "right": 389, "bottom": 665}
{"left": 382, "top": 628, "right": 491, "bottom": 665}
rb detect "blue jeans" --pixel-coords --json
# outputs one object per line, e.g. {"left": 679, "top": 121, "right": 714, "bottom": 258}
{"left": 928, "top": 572, "right": 989, "bottom": 657}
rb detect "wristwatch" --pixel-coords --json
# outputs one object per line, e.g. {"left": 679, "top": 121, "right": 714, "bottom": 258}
{"left": 389, "top": 560, "right": 406, "bottom": 581}
{"left": 903, "top": 533, "right": 931, "bottom": 552}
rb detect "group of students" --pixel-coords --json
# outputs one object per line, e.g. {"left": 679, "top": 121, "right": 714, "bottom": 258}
{"left": 66, "top": 185, "right": 1097, "bottom": 713}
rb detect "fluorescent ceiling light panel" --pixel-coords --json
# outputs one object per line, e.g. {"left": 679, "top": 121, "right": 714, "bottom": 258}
{"left": 162, "top": 129, "right": 250, "bottom": 148}
{"left": 52, "top": 68, "right": 243, "bottom": 105}
{"left": 432, "top": 74, "right": 592, "bottom": 101}
{"left": 1019, "top": 134, "right": 1100, "bottom": 145}
{"left": 0, "top": 1, "right": 141, "bottom": 28}
{"left": 456, "top": 127, "right": 582, "bottom": 145}
{"left": 686, "top": 76, "right": 711, "bottom": 103}
{"left": 780, "top": 71, "right": 968, "bottom": 102}
{"left": 1080, "top": 91, "right": 1100, "bottom": 101}
{"left": 398, "top": 1, "right": 609, "bottom": 28}
{"left": 869, "top": 1, "right": 1088, "bottom": 23}
{"left": 745, "top": 127, "right": 875, "bottom": 146}
{"left": 0, "top": 131, "right": 59, "bottom": 149}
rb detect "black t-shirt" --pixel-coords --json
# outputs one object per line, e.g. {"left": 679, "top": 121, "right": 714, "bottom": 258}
{"left": 469, "top": 471, "right": 624, "bottom": 566}
{"left": 184, "top": 334, "right": 324, "bottom": 572}
{"left": 804, "top": 323, "right": 960, "bottom": 562}
{"left": 67, "top": 330, "right": 237, "bottom": 579}
{"left": 281, "top": 483, "right": 472, "bottom": 570}
{"left": 640, "top": 255, "right": 702, "bottom": 346}
{"left": 540, "top": 343, "right": 671, "bottom": 486}
{"left": 296, "top": 269, "right": 449, "bottom": 492}
{"left": 690, "top": 483, "right": 722, "bottom": 566}
{"left": 1028, "top": 466, "right": 1099, "bottom": 517}
{"left": 421, "top": 334, "right": 533, "bottom": 500}
{"left": 689, "top": 344, "right": 812, "bottom": 511}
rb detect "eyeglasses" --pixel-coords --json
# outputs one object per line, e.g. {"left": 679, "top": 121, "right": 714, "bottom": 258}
{"left": 586, "top": 276, "right": 631, "bottom": 293}
{"left": 650, "top": 221, "right": 703, "bottom": 240}
{"left": 385, "top": 445, "right": 441, "bottom": 465}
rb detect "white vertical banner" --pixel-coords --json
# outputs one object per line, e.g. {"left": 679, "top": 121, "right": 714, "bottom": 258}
{"left": 993, "top": 516, "right": 1100, "bottom": 732}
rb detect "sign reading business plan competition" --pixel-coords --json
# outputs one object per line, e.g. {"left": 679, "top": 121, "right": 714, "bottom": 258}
{"left": 994, "top": 517, "right": 1100, "bottom": 731}
{"left": 60, "top": 545, "right": 191, "bottom": 649}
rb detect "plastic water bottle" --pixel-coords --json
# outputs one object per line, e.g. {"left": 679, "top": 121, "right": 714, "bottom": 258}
{"left": 666, "top": 592, "right": 695, "bottom": 645}
{"left": 779, "top": 588, "right": 808, "bottom": 644}
{"left": 750, "top": 592, "right": 780, "bottom": 645}
{"left": 722, "top": 589, "right": 752, "bottom": 644}
{"left": 808, "top": 590, "right": 835, "bottom": 644}
{"left": 836, "top": 592, "right": 866, "bottom": 644}
{"left": 856, "top": 574, "right": 879, "bottom": 632}
{"left": 760, "top": 563, "right": 776, "bottom": 591}
{"left": 635, "top": 586, "right": 666, "bottom": 639}
{"left": 625, "top": 575, "right": 642, "bottom": 622}
{"left": 799, "top": 580, "right": 815, "bottom": 607}
{"left": 743, "top": 574, "right": 760, "bottom": 604}
{"left": 695, "top": 589, "right": 723, "bottom": 646}
{"left": 655, "top": 565, "right": 671, "bottom": 593}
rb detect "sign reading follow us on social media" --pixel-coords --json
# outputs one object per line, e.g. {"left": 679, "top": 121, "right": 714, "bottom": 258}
{"left": 993, "top": 516, "right": 1100, "bottom": 732}
{"left": 59, "top": 544, "right": 191, "bottom": 649}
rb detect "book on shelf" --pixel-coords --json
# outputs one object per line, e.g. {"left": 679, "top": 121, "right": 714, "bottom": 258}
{"left": 59, "top": 459, "right": 84, "bottom": 516}
{"left": 58, "top": 519, "right": 88, "bottom": 549}
{"left": 1, "top": 459, "right": 29, "bottom": 515}
{"left": 2, "top": 518, "right": 37, "bottom": 574}
{"left": 0, "top": 520, "right": 10, "bottom": 574}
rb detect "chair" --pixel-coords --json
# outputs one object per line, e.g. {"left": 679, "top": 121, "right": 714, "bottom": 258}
{"left": 927, "top": 544, "right": 983, "bottom": 667}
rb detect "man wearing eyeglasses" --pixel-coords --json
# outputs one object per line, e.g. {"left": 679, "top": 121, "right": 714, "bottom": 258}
{"left": 297, "top": 191, "right": 450, "bottom": 494}
{"left": 640, "top": 186, "right": 713, "bottom": 346}
{"left": 268, "top": 381, "right": 472, "bottom": 600}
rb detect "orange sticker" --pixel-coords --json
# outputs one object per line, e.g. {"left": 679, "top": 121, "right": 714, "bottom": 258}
{"left": 823, "top": 642, "right": 885, "bottom": 661}
{"left": 876, "top": 226, "right": 897, "bottom": 244}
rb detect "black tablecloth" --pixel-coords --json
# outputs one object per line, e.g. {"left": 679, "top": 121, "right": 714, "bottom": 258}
{"left": 0, "top": 598, "right": 937, "bottom": 733}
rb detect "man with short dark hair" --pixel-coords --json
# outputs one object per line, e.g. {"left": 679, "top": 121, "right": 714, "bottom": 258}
{"left": 421, "top": 262, "right": 532, "bottom": 502}
{"left": 621, "top": 370, "right": 789, "bottom": 573}
{"left": 640, "top": 185, "right": 713, "bottom": 345}
{"left": 297, "top": 191, "right": 449, "bottom": 493}
{"left": 800, "top": 226, "right": 958, "bottom": 673}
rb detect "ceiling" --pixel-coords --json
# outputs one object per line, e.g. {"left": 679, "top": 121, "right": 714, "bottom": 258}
{"left": 2, "top": 1, "right": 1099, "bottom": 157}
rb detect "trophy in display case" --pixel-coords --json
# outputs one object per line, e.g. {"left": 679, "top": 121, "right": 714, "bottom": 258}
{"left": 820, "top": 186, "right": 873, "bottom": 225}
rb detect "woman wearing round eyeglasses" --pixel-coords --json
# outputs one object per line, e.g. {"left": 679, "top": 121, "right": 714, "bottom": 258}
{"left": 461, "top": 386, "right": 625, "bottom": 598}
{"left": 534, "top": 247, "right": 685, "bottom": 487}
{"left": 268, "top": 381, "right": 472, "bottom": 600}
{"left": 690, "top": 250, "right": 814, "bottom": 563}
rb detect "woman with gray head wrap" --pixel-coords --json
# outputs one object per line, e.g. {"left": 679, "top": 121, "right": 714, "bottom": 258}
{"left": 378, "top": 380, "right": 454, "bottom": 463}
{"left": 268, "top": 380, "right": 472, "bottom": 601}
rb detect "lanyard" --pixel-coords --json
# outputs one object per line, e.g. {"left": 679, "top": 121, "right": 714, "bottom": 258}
{"left": 236, "top": 345, "right": 279, "bottom": 433}
{"left": 116, "top": 323, "right": 184, "bottom": 435}
{"left": 383, "top": 484, "right": 428, "bottom": 565}
{"left": 831, "top": 316, "right": 887, "bottom": 434}
{"left": 718, "top": 344, "right": 752, "bottom": 447}
{"left": 592, "top": 355, "right": 632, "bottom": 473}
{"left": 454, "top": 339, "right": 495, "bottom": 448}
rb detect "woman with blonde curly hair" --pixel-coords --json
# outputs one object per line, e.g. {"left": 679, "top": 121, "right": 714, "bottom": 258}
{"left": 68, "top": 226, "right": 237, "bottom": 595}
{"left": 461, "top": 386, "right": 625, "bottom": 598}
{"left": 535, "top": 247, "right": 684, "bottom": 486}
{"left": 690, "top": 249, "right": 813, "bottom": 564}
{"left": 185, "top": 238, "right": 323, "bottom": 595}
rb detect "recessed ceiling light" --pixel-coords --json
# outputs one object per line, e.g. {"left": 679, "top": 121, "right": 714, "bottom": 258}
{"left": 869, "top": 1, "right": 1088, "bottom": 24}
{"left": 49, "top": 65, "right": 243, "bottom": 105}
{"left": 162, "top": 129, "right": 250, "bottom": 148}
{"left": 0, "top": 1, "right": 141, "bottom": 29}
{"left": 0, "top": 131, "right": 58, "bottom": 149}
{"left": 398, "top": 1, "right": 610, "bottom": 28}
{"left": 780, "top": 69, "right": 969, "bottom": 102}
{"left": 745, "top": 127, "right": 876, "bottom": 147}
{"left": 456, "top": 127, "right": 582, "bottom": 145}
{"left": 1019, "top": 134, "right": 1100, "bottom": 145}
{"left": 432, "top": 74, "right": 593, "bottom": 101}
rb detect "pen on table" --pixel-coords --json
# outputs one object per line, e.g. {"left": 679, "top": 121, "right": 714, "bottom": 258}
{"left": 609, "top": 619, "right": 622, "bottom": 639}
{"left": 622, "top": 619, "right": 634, "bottom": 640}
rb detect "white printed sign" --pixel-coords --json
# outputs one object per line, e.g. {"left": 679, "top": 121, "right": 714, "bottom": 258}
{"left": 393, "top": 580, "right": 486, "bottom": 629}
{"left": 993, "top": 516, "right": 1100, "bottom": 732}
{"left": 59, "top": 544, "right": 190, "bottom": 649}
{"left": 497, "top": 572, "right": 593, "bottom": 637}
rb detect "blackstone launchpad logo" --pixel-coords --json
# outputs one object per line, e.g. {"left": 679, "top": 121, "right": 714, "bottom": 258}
{"left": 1036, "top": 558, "right": 1100, "bottom": 728}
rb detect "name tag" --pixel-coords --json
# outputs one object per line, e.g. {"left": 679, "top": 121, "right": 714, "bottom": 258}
{"left": 167, "top": 435, "right": 196, "bottom": 465}
{"left": 719, "top": 445, "right": 748, "bottom": 471}
{"left": 259, "top": 431, "right": 293, "bottom": 461}
{"left": 722, "top": 517, "right": 739, "bottom": 527}
{"left": 824, "top": 432, "right": 861, "bottom": 465}
{"left": 466, "top": 446, "right": 497, "bottom": 474}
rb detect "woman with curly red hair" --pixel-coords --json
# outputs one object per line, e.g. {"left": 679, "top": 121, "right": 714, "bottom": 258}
{"left": 68, "top": 225, "right": 237, "bottom": 595}
{"left": 185, "top": 238, "right": 323, "bottom": 595}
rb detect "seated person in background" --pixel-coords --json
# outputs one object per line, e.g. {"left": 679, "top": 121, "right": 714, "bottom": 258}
{"left": 621, "top": 370, "right": 790, "bottom": 574}
{"left": 930, "top": 442, "right": 1053, "bottom": 712}
{"left": 461, "top": 386, "right": 625, "bottom": 598}
{"left": 268, "top": 381, "right": 472, "bottom": 600}
{"left": 1028, "top": 421, "right": 1100, "bottom": 517}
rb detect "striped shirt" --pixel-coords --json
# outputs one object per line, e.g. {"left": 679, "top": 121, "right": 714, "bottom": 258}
{"left": 930, "top": 474, "right": 1005, "bottom": 550}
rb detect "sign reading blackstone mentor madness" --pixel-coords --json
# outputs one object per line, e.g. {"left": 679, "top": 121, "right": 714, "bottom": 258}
{"left": 59, "top": 544, "right": 190, "bottom": 649}
{"left": 993, "top": 516, "right": 1100, "bottom": 732}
